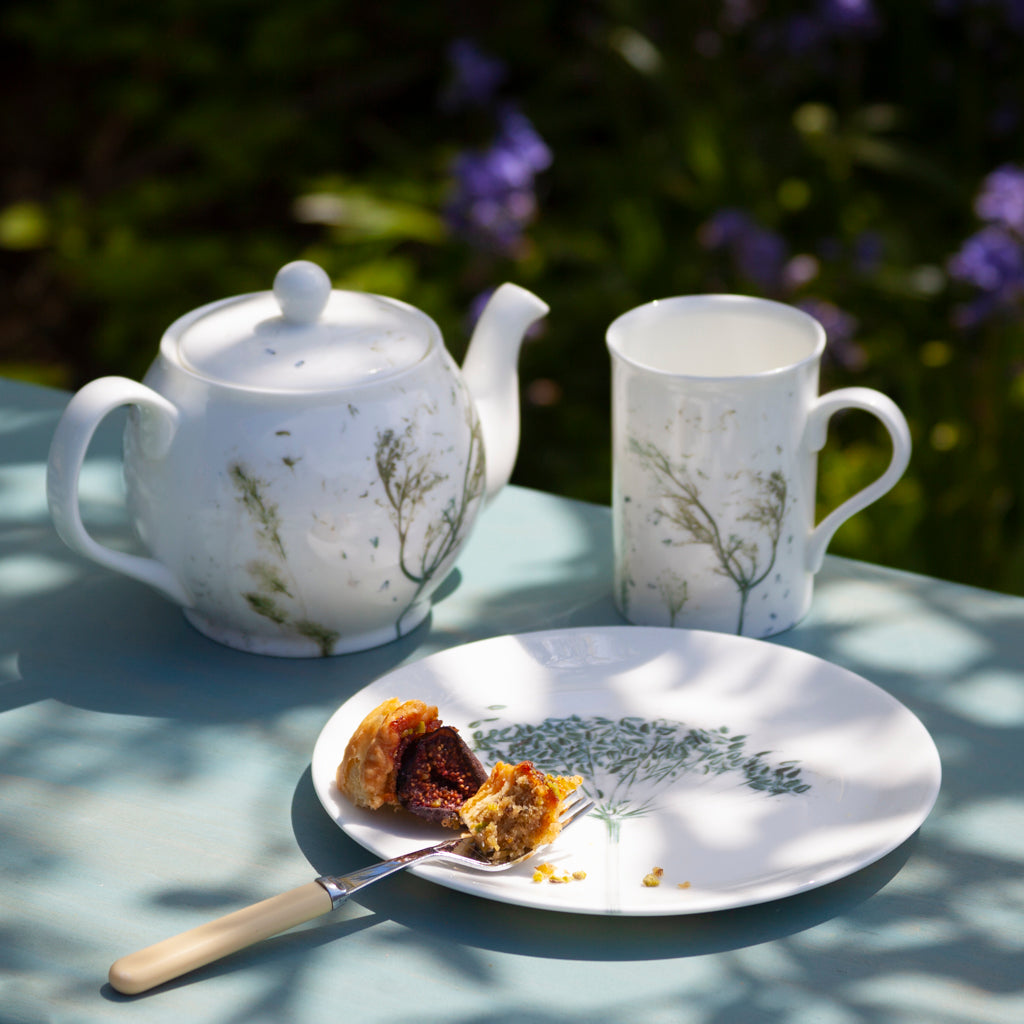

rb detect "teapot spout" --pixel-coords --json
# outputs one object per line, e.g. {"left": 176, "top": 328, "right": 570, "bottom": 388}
{"left": 461, "top": 283, "right": 549, "bottom": 501}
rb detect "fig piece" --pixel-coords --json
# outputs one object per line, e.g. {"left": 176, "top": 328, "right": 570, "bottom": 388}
{"left": 396, "top": 726, "right": 488, "bottom": 828}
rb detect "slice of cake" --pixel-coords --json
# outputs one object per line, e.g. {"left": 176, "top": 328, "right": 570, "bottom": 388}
{"left": 459, "top": 761, "right": 583, "bottom": 863}
{"left": 337, "top": 700, "right": 585, "bottom": 858}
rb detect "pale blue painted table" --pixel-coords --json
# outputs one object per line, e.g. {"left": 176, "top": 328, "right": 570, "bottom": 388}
{"left": 2, "top": 377, "right": 1022, "bottom": 1023}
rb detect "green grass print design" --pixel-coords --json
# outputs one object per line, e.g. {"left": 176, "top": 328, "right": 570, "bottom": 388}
{"left": 471, "top": 713, "right": 810, "bottom": 842}
{"left": 229, "top": 461, "right": 340, "bottom": 656}
{"left": 230, "top": 463, "right": 286, "bottom": 560}
{"left": 375, "top": 407, "right": 485, "bottom": 638}
{"left": 629, "top": 439, "right": 789, "bottom": 634}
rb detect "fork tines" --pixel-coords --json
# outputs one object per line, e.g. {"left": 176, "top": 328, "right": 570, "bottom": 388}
{"left": 560, "top": 791, "right": 595, "bottom": 829}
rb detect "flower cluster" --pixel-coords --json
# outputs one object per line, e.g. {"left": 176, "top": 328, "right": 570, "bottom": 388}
{"left": 784, "top": 0, "right": 881, "bottom": 51}
{"left": 697, "top": 207, "right": 866, "bottom": 368}
{"left": 441, "top": 39, "right": 506, "bottom": 110}
{"left": 737, "top": 0, "right": 881, "bottom": 55}
{"left": 698, "top": 209, "right": 789, "bottom": 292}
{"left": 947, "top": 164, "right": 1024, "bottom": 327}
{"left": 797, "top": 298, "right": 865, "bottom": 369}
{"left": 442, "top": 41, "right": 551, "bottom": 257}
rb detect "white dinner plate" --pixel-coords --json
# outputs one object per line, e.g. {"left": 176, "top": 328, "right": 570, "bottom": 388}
{"left": 311, "top": 626, "right": 941, "bottom": 916}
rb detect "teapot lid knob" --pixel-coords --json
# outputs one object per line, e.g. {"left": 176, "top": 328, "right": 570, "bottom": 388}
{"left": 273, "top": 260, "right": 332, "bottom": 324}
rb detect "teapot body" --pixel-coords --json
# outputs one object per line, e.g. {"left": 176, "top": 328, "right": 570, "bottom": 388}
{"left": 122, "top": 347, "right": 485, "bottom": 656}
{"left": 46, "top": 262, "right": 548, "bottom": 657}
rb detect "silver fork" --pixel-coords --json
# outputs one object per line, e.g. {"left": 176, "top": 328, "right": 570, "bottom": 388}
{"left": 109, "top": 792, "right": 594, "bottom": 996}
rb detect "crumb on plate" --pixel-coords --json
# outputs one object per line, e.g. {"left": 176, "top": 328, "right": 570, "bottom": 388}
{"left": 642, "top": 866, "right": 665, "bottom": 888}
{"left": 531, "top": 861, "right": 587, "bottom": 884}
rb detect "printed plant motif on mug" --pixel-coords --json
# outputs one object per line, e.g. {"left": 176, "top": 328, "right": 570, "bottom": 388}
{"left": 656, "top": 570, "right": 689, "bottom": 626}
{"left": 629, "top": 438, "right": 790, "bottom": 634}
{"left": 376, "top": 403, "right": 486, "bottom": 637}
{"left": 231, "top": 462, "right": 341, "bottom": 656}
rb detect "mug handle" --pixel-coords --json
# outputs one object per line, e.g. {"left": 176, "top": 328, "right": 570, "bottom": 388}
{"left": 803, "top": 386, "right": 912, "bottom": 574}
{"left": 46, "top": 376, "right": 192, "bottom": 606}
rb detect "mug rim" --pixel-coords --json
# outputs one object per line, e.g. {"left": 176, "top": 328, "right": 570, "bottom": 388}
{"left": 606, "top": 294, "right": 827, "bottom": 380}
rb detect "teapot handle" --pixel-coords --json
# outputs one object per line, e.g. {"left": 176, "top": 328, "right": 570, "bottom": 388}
{"left": 46, "top": 377, "right": 192, "bottom": 607}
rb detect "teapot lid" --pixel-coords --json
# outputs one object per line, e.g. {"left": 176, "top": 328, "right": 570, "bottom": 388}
{"left": 169, "top": 261, "right": 436, "bottom": 391}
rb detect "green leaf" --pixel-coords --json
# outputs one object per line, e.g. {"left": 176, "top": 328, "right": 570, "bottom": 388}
{"left": 294, "top": 188, "right": 443, "bottom": 243}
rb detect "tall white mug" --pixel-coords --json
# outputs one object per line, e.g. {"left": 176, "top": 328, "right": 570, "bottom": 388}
{"left": 608, "top": 295, "right": 911, "bottom": 638}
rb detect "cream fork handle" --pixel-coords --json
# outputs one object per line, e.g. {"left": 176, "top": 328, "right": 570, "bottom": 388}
{"left": 108, "top": 842, "right": 456, "bottom": 995}
{"left": 108, "top": 882, "right": 333, "bottom": 996}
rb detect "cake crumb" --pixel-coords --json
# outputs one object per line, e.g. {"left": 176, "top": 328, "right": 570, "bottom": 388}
{"left": 642, "top": 866, "right": 664, "bottom": 888}
{"left": 678, "top": 881, "right": 691, "bottom": 889}
{"left": 532, "top": 862, "right": 587, "bottom": 884}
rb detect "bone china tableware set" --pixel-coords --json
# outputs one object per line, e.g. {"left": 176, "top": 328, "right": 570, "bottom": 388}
{"left": 41, "top": 263, "right": 929, "bottom": 998}
{"left": 46, "top": 262, "right": 911, "bottom": 650}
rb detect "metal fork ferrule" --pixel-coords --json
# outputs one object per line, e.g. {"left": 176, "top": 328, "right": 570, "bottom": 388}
{"left": 315, "top": 875, "right": 350, "bottom": 910}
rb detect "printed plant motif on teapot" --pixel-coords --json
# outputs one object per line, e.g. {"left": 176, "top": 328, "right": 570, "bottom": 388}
{"left": 375, "top": 402, "right": 486, "bottom": 637}
{"left": 231, "top": 462, "right": 341, "bottom": 656}
{"left": 227, "top": 397, "right": 484, "bottom": 654}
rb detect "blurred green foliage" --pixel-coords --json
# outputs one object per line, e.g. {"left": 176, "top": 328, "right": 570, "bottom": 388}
{"left": 2, "top": 1, "right": 1024, "bottom": 594}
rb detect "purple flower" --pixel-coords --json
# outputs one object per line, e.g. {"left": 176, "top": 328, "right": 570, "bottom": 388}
{"left": 699, "top": 209, "right": 789, "bottom": 292}
{"left": 947, "top": 165, "right": 1024, "bottom": 327}
{"left": 1006, "top": 0, "right": 1024, "bottom": 30}
{"left": 818, "top": 0, "right": 880, "bottom": 33}
{"left": 764, "top": 0, "right": 880, "bottom": 55}
{"left": 442, "top": 39, "right": 506, "bottom": 110}
{"left": 974, "top": 164, "right": 1024, "bottom": 235}
{"left": 736, "top": 230, "right": 789, "bottom": 290}
{"left": 797, "top": 297, "right": 866, "bottom": 370}
{"left": 948, "top": 225, "right": 1024, "bottom": 325}
{"left": 949, "top": 225, "right": 1024, "bottom": 291}
{"left": 445, "top": 105, "right": 552, "bottom": 256}
{"left": 697, "top": 208, "right": 753, "bottom": 248}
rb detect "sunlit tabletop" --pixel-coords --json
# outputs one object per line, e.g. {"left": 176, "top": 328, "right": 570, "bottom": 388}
{"left": 3, "top": 376, "right": 1023, "bottom": 1024}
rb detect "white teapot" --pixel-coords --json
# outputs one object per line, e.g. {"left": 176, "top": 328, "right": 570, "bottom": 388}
{"left": 46, "top": 261, "right": 548, "bottom": 656}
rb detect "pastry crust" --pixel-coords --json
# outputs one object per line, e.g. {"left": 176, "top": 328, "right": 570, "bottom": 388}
{"left": 336, "top": 698, "right": 439, "bottom": 809}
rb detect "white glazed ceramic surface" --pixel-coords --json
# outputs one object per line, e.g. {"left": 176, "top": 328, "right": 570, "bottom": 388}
{"left": 45, "top": 262, "right": 549, "bottom": 656}
{"left": 608, "top": 296, "right": 911, "bottom": 639}
{"left": 124, "top": 346, "right": 484, "bottom": 656}
{"left": 311, "top": 626, "right": 942, "bottom": 916}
